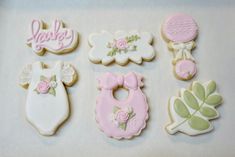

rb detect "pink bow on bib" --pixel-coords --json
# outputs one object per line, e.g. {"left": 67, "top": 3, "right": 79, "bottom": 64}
{"left": 98, "top": 72, "right": 143, "bottom": 90}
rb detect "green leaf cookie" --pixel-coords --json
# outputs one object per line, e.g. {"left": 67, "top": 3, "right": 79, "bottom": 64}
{"left": 166, "top": 80, "right": 223, "bottom": 136}
{"left": 192, "top": 82, "right": 205, "bottom": 101}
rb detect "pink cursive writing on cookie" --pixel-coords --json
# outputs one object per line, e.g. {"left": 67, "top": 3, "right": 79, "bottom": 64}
{"left": 27, "top": 19, "right": 78, "bottom": 55}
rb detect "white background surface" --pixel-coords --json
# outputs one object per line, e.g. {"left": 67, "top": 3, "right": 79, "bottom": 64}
{"left": 0, "top": 0, "right": 235, "bottom": 157}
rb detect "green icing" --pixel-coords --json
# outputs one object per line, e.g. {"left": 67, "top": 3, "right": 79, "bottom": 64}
{"left": 205, "top": 95, "right": 222, "bottom": 107}
{"left": 193, "top": 82, "right": 205, "bottom": 101}
{"left": 206, "top": 81, "right": 216, "bottom": 97}
{"left": 169, "top": 81, "right": 223, "bottom": 133}
{"left": 188, "top": 116, "right": 210, "bottom": 131}
{"left": 199, "top": 107, "right": 217, "bottom": 118}
{"left": 183, "top": 90, "right": 199, "bottom": 110}
{"left": 174, "top": 99, "right": 191, "bottom": 118}
{"left": 48, "top": 88, "right": 56, "bottom": 96}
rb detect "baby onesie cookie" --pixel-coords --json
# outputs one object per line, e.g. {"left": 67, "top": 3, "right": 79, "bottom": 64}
{"left": 88, "top": 30, "right": 155, "bottom": 65}
{"left": 19, "top": 61, "right": 77, "bottom": 136}
{"left": 166, "top": 81, "right": 223, "bottom": 136}
{"left": 162, "top": 13, "right": 198, "bottom": 80}
{"left": 27, "top": 19, "right": 78, "bottom": 55}
{"left": 96, "top": 72, "right": 149, "bottom": 139}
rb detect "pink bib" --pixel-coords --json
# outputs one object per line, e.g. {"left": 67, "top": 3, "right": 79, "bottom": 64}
{"left": 95, "top": 72, "right": 149, "bottom": 139}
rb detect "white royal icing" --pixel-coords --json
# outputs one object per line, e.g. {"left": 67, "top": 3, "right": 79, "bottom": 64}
{"left": 88, "top": 30, "right": 155, "bottom": 65}
{"left": 19, "top": 61, "right": 77, "bottom": 136}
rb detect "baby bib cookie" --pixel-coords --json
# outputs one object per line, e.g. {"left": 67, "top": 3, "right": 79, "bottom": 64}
{"left": 19, "top": 61, "right": 77, "bottom": 136}
{"left": 166, "top": 81, "right": 223, "bottom": 136}
{"left": 162, "top": 13, "right": 198, "bottom": 80}
{"left": 27, "top": 19, "right": 78, "bottom": 55}
{"left": 95, "top": 72, "right": 149, "bottom": 139}
{"left": 88, "top": 30, "right": 155, "bottom": 65}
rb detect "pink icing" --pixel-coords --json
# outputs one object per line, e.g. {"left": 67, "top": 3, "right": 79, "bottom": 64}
{"left": 37, "top": 81, "right": 50, "bottom": 94}
{"left": 96, "top": 72, "right": 148, "bottom": 139}
{"left": 115, "top": 110, "right": 129, "bottom": 123}
{"left": 162, "top": 13, "right": 198, "bottom": 42}
{"left": 115, "top": 38, "right": 128, "bottom": 50}
{"left": 175, "top": 59, "right": 196, "bottom": 79}
{"left": 27, "top": 19, "right": 75, "bottom": 53}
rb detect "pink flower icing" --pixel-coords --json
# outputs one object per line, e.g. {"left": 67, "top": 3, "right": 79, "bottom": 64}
{"left": 36, "top": 81, "right": 50, "bottom": 94}
{"left": 162, "top": 13, "right": 198, "bottom": 42}
{"left": 115, "top": 38, "right": 128, "bottom": 50}
{"left": 115, "top": 110, "right": 129, "bottom": 123}
{"left": 175, "top": 60, "right": 196, "bottom": 79}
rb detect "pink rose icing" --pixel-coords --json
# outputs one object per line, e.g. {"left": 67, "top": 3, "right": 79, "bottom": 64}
{"left": 37, "top": 81, "right": 50, "bottom": 94}
{"left": 162, "top": 13, "right": 198, "bottom": 42}
{"left": 115, "top": 110, "right": 129, "bottom": 123}
{"left": 175, "top": 59, "right": 196, "bottom": 79}
{"left": 96, "top": 72, "right": 148, "bottom": 139}
{"left": 115, "top": 38, "right": 128, "bottom": 50}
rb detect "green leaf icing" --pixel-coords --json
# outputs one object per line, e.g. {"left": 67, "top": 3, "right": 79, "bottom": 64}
{"left": 205, "top": 95, "right": 222, "bottom": 107}
{"left": 174, "top": 99, "right": 191, "bottom": 118}
{"left": 48, "top": 88, "right": 56, "bottom": 96}
{"left": 188, "top": 116, "right": 210, "bottom": 131}
{"left": 199, "top": 107, "right": 217, "bottom": 118}
{"left": 166, "top": 80, "right": 223, "bottom": 135}
{"left": 206, "top": 81, "right": 216, "bottom": 97}
{"left": 193, "top": 82, "right": 205, "bottom": 101}
{"left": 183, "top": 90, "right": 199, "bottom": 110}
{"left": 106, "top": 35, "right": 141, "bottom": 57}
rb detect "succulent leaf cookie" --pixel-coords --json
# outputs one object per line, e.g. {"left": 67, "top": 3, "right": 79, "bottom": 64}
{"left": 166, "top": 81, "right": 223, "bottom": 136}
{"left": 19, "top": 61, "right": 77, "bottom": 136}
{"left": 95, "top": 72, "right": 149, "bottom": 139}
{"left": 88, "top": 31, "right": 155, "bottom": 65}
{"left": 162, "top": 13, "right": 198, "bottom": 80}
{"left": 27, "top": 19, "right": 78, "bottom": 55}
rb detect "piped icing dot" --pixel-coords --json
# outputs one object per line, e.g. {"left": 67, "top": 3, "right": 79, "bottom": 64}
{"left": 162, "top": 13, "right": 198, "bottom": 42}
{"left": 175, "top": 60, "right": 196, "bottom": 80}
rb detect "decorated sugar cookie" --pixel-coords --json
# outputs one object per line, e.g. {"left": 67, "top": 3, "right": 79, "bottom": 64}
{"left": 88, "top": 31, "right": 155, "bottom": 65}
{"left": 96, "top": 72, "right": 149, "bottom": 139}
{"left": 19, "top": 61, "right": 77, "bottom": 136}
{"left": 162, "top": 13, "right": 198, "bottom": 80}
{"left": 27, "top": 19, "right": 78, "bottom": 55}
{"left": 166, "top": 81, "right": 223, "bottom": 136}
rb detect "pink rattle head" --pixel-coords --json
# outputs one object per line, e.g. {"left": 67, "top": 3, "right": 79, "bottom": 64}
{"left": 175, "top": 60, "right": 197, "bottom": 80}
{"left": 162, "top": 13, "right": 198, "bottom": 43}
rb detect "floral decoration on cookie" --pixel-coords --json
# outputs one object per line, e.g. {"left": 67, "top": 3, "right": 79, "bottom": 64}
{"left": 34, "top": 75, "right": 57, "bottom": 96}
{"left": 19, "top": 61, "right": 77, "bottom": 136}
{"left": 166, "top": 81, "right": 223, "bottom": 136}
{"left": 111, "top": 106, "right": 136, "bottom": 130}
{"left": 88, "top": 31, "right": 155, "bottom": 65}
{"left": 95, "top": 72, "right": 149, "bottom": 139}
{"left": 27, "top": 19, "right": 78, "bottom": 55}
{"left": 162, "top": 13, "right": 198, "bottom": 80}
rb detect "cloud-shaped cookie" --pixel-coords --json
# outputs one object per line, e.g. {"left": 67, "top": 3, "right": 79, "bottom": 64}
{"left": 88, "top": 31, "right": 155, "bottom": 65}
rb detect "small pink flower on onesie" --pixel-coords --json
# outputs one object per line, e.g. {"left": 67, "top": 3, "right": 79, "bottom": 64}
{"left": 115, "top": 38, "right": 129, "bottom": 50}
{"left": 37, "top": 81, "right": 50, "bottom": 94}
{"left": 34, "top": 75, "right": 57, "bottom": 96}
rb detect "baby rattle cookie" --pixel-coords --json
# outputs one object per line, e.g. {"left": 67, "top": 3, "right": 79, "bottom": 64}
{"left": 88, "top": 30, "right": 155, "bottom": 65}
{"left": 166, "top": 80, "right": 223, "bottom": 136}
{"left": 95, "top": 72, "right": 149, "bottom": 139}
{"left": 19, "top": 61, "right": 77, "bottom": 136}
{"left": 162, "top": 13, "right": 198, "bottom": 80}
{"left": 27, "top": 19, "right": 78, "bottom": 55}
